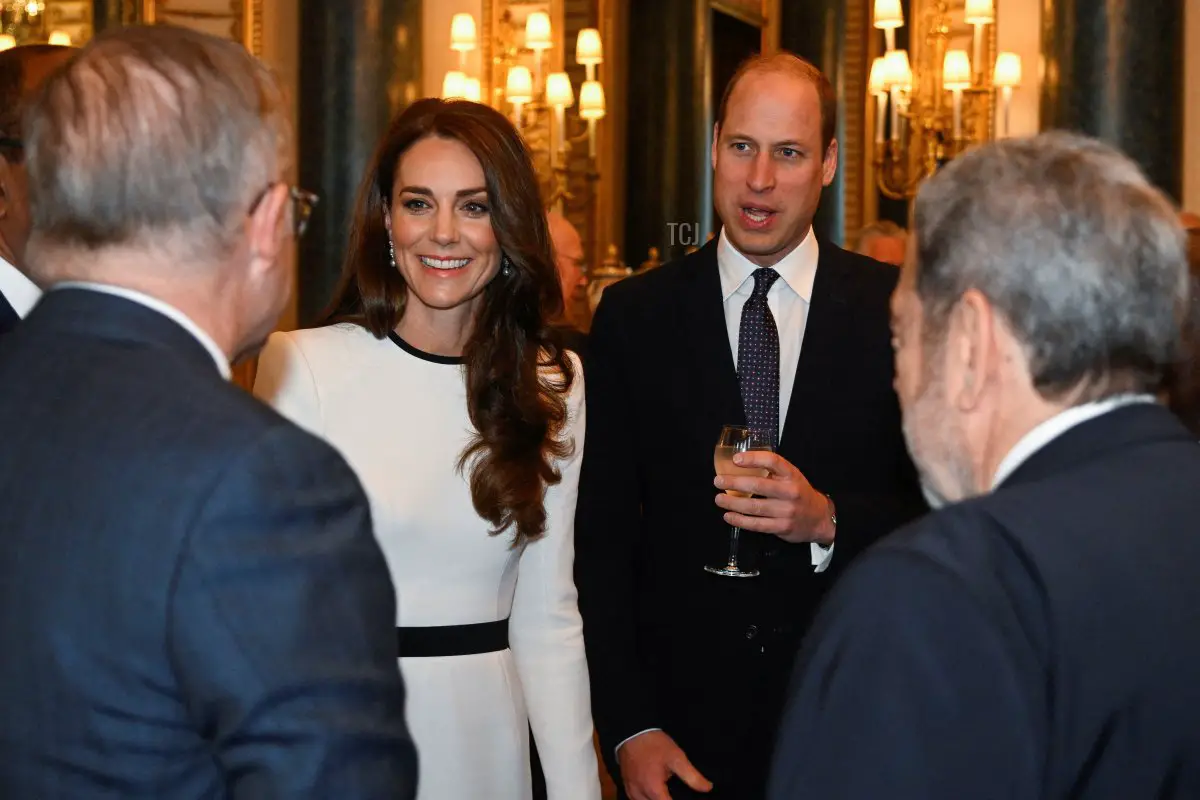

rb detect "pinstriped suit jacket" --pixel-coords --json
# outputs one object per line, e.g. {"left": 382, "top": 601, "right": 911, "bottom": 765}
{"left": 0, "top": 288, "right": 418, "bottom": 798}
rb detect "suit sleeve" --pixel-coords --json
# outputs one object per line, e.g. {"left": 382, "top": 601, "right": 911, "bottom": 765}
{"left": 823, "top": 459, "right": 926, "bottom": 572}
{"left": 820, "top": 255, "right": 927, "bottom": 572}
{"left": 251, "top": 331, "right": 323, "bottom": 437}
{"left": 511, "top": 356, "right": 602, "bottom": 800}
{"left": 168, "top": 424, "right": 418, "bottom": 799}
{"left": 767, "top": 547, "right": 1044, "bottom": 800}
{"left": 573, "top": 291, "right": 659, "bottom": 765}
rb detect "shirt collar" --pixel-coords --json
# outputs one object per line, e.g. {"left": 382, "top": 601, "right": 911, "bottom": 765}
{"left": 0, "top": 254, "right": 42, "bottom": 318}
{"left": 717, "top": 227, "right": 819, "bottom": 303}
{"left": 990, "top": 393, "right": 1158, "bottom": 489}
{"left": 52, "top": 282, "right": 232, "bottom": 380}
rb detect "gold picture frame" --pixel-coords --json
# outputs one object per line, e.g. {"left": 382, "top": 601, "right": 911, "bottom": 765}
{"left": 140, "top": 0, "right": 262, "bottom": 55}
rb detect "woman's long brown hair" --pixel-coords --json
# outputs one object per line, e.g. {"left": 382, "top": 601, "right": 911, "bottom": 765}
{"left": 321, "top": 98, "right": 575, "bottom": 545}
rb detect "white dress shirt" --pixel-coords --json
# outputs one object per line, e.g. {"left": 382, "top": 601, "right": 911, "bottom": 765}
{"left": 717, "top": 228, "right": 832, "bottom": 573}
{"left": 0, "top": 255, "right": 41, "bottom": 318}
{"left": 990, "top": 393, "right": 1158, "bottom": 489}
{"left": 53, "top": 282, "right": 232, "bottom": 380}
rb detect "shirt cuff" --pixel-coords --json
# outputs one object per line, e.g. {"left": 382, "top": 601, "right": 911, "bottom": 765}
{"left": 615, "top": 728, "right": 663, "bottom": 759}
{"left": 811, "top": 541, "right": 834, "bottom": 573}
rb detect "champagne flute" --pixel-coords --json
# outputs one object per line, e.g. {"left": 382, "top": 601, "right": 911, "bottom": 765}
{"left": 706, "top": 425, "right": 772, "bottom": 578}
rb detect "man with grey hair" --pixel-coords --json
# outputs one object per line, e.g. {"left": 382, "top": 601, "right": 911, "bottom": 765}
{"left": 767, "top": 131, "right": 1200, "bottom": 798}
{"left": 0, "top": 25, "right": 417, "bottom": 798}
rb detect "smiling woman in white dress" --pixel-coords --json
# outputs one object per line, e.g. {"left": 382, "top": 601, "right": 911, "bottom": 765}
{"left": 252, "top": 98, "right": 599, "bottom": 800}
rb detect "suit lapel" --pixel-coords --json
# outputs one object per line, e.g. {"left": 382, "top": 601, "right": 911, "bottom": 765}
{"left": 0, "top": 290, "right": 19, "bottom": 336}
{"left": 680, "top": 241, "right": 745, "bottom": 428}
{"left": 778, "top": 244, "right": 851, "bottom": 456}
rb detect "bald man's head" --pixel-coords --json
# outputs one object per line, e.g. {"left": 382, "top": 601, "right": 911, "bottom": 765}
{"left": 0, "top": 44, "right": 76, "bottom": 269}
{"left": 547, "top": 210, "right": 586, "bottom": 308}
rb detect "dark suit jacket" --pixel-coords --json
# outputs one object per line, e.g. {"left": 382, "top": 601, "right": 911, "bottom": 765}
{"left": 0, "top": 289, "right": 19, "bottom": 336}
{"left": 575, "top": 239, "right": 924, "bottom": 798}
{"left": 769, "top": 403, "right": 1200, "bottom": 799}
{"left": 0, "top": 289, "right": 418, "bottom": 798}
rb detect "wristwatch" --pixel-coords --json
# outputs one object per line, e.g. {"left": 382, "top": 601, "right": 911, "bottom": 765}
{"left": 820, "top": 492, "right": 837, "bottom": 548}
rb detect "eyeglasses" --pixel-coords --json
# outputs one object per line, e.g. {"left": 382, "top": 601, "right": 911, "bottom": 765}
{"left": 250, "top": 182, "right": 319, "bottom": 239}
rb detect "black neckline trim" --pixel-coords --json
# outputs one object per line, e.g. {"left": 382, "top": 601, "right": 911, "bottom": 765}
{"left": 387, "top": 331, "right": 465, "bottom": 365}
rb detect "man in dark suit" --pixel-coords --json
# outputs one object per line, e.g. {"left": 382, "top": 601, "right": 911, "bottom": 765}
{"left": 0, "top": 26, "right": 417, "bottom": 798}
{"left": 575, "top": 52, "right": 924, "bottom": 800}
{"left": 769, "top": 132, "right": 1200, "bottom": 798}
{"left": 0, "top": 43, "right": 73, "bottom": 335}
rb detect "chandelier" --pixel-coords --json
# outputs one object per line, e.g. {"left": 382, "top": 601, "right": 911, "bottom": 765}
{"left": 869, "top": 0, "right": 1022, "bottom": 199}
{"left": 440, "top": 7, "right": 607, "bottom": 217}
{"left": 0, "top": 1, "right": 76, "bottom": 49}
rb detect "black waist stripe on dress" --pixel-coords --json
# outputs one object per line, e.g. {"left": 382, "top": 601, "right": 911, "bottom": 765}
{"left": 397, "top": 619, "right": 510, "bottom": 658}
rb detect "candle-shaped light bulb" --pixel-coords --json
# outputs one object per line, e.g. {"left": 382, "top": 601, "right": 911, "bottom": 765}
{"left": 868, "top": 57, "right": 889, "bottom": 146}
{"left": 546, "top": 72, "right": 575, "bottom": 108}
{"left": 942, "top": 50, "right": 972, "bottom": 90}
{"left": 505, "top": 66, "right": 533, "bottom": 103}
{"left": 993, "top": 52, "right": 1023, "bottom": 88}
{"left": 525, "top": 11, "right": 552, "bottom": 51}
{"left": 964, "top": 0, "right": 995, "bottom": 24}
{"left": 576, "top": 28, "right": 603, "bottom": 65}
{"left": 943, "top": 50, "right": 971, "bottom": 141}
{"left": 884, "top": 49, "right": 912, "bottom": 91}
{"left": 464, "top": 78, "right": 482, "bottom": 103}
{"left": 873, "top": 0, "right": 904, "bottom": 29}
{"left": 441, "top": 70, "right": 468, "bottom": 100}
{"left": 450, "top": 13, "right": 477, "bottom": 52}
{"left": 993, "top": 53, "right": 1022, "bottom": 137}
{"left": 580, "top": 81, "right": 605, "bottom": 158}
{"left": 579, "top": 80, "right": 606, "bottom": 119}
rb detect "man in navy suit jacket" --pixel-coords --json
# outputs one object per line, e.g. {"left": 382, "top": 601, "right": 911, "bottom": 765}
{"left": 0, "top": 26, "right": 417, "bottom": 798}
{"left": 768, "top": 133, "right": 1200, "bottom": 798}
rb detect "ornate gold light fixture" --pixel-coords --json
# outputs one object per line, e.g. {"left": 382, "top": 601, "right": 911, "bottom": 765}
{"left": 441, "top": 6, "right": 607, "bottom": 218}
{"left": 869, "top": 0, "right": 1022, "bottom": 199}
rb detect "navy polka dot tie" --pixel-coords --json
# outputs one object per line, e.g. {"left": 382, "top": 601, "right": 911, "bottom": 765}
{"left": 738, "top": 268, "right": 780, "bottom": 447}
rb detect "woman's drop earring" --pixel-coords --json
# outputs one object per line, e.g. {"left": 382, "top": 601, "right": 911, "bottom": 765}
{"left": 389, "top": 238, "right": 397, "bottom": 268}
{"left": 501, "top": 255, "right": 513, "bottom": 277}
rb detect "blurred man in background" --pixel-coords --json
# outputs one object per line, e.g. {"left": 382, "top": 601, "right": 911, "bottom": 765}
{"left": 854, "top": 219, "right": 907, "bottom": 266}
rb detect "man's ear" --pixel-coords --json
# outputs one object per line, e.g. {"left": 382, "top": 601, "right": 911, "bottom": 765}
{"left": 247, "top": 183, "right": 289, "bottom": 274}
{"left": 821, "top": 139, "right": 839, "bottom": 187}
{"left": 948, "top": 288, "right": 997, "bottom": 411}
{"left": 711, "top": 122, "right": 720, "bottom": 172}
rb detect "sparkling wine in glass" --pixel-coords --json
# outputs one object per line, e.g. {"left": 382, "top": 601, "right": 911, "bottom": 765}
{"left": 706, "top": 425, "right": 772, "bottom": 578}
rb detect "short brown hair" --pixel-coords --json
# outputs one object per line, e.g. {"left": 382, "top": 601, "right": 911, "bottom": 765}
{"left": 322, "top": 98, "right": 575, "bottom": 546}
{"left": 24, "top": 25, "right": 289, "bottom": 258}
{"left": 715, "top": 52, "right": 838, "bottom": 152}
